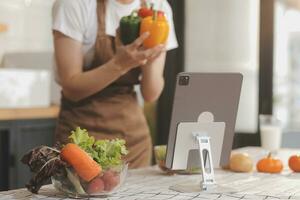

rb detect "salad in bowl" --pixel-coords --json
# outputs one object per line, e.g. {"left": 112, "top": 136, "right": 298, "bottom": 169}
{"left": 22, "top": 127, "right": 128, "bottom": 197}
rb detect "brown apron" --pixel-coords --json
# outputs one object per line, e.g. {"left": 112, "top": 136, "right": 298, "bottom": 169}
{"left": 55, "top": 0, "right": 152, "bottom": 169}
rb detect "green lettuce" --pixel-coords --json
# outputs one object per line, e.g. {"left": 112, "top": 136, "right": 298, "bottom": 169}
{"left": 69, "top": 127, "right": 128, "bottom": 170}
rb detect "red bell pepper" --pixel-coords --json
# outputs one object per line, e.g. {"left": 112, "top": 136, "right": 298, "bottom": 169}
{"left": 138, "top": 3, "right": 165, "bottom": 18}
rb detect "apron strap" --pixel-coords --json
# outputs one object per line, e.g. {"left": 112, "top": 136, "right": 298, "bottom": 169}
{"left": 92, "top": 0, "right": 115, "bottom": 66}
{"left": 91, "top": 0, "right": 142, "bottom": 85}
{"left": 96, "top": 0, "right": 107, "bottom": 38}
{"left": 96, "top": 0, "right": 147, "bottom": 39}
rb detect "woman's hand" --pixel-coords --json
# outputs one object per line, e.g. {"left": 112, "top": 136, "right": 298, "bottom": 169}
{"left": 53, "top": 30, "right": 165, "bottom": 102}
{"left": 112, "top": 32, "right": 165, "bottom": 73}
{"left": 54, "top": 31, "right": 162, "bottom": 102}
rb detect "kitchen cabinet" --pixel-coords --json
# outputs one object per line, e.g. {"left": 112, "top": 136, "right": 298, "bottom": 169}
{"left": 0, "top": 106, "right": 59, "bottom": 190}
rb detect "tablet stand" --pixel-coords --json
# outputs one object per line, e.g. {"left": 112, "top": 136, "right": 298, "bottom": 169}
{"left": 169, "top": 134, "right": 217, "bottom": 193}
{"left": 193, "top": 134, "right": 215, "bottom": 190}
{"left": 169, "top": 112, "right": 235, "bottom": 193}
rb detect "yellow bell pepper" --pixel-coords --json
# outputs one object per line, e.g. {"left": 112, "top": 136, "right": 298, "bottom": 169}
{"left": 140, "top": 12, "right": 169, "bottom": 48}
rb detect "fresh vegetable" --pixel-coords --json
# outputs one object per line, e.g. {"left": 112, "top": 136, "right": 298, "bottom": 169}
{"left": 138, "top": 7, "right": 153, "bottom": 18}
{"left": 22, "top": 127, "right": 128, "bottom": 195}
{"left": 140, "top": 11, "right": 169, "bottom": 48}
{"left": 288, "top": 155, "right": 300, "bottom": 172}
{"left": 21, "top": 146, "right": 67, "bottom": 194}
{"left": 87, "top": 177, "right": 105, "bottom": 194}
{"left": 120, "top": 11, "right": 141, "bottom": 45}
{"left": 69, "top": 127, "right": 128, "bottom": 170}
{"left": 102, "top": 170, "right": 120, "bottom": 191}
{"left": 65, "top": 168, "right": 86, "bottom": 195}
{"left": 229, "top": 153, "right": 253, "bottom": 173}
{"left": 138, "top": 4, "right": 164, "bottom": 18}
{"left": 60, "top": 143, "right": 102, "bottom": 182}
{"left": 256, "top": 153, "right": 283, "bottom": 173}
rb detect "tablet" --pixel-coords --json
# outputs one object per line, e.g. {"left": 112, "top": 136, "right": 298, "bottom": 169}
{"left": 165, "top": 73, "right": 243, "bottom": 169}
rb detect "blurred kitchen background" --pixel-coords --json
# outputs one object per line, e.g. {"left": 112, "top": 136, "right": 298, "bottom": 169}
{"left": 1, "top": 0, "right": 300, "bottom": 191}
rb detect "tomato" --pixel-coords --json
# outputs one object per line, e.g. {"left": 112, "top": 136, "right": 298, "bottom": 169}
{"left": 289, "top": 155, "right": 300, "bottom": 172}
{"left": 87, "top": 177, "right": 105, "bottom": 194}
{"left": 102, "top": 170, "right": 120, "bottom": 191}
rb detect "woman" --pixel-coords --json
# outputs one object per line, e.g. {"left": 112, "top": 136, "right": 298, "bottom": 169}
{"left": 52, "top": 0, "right": 178, "bottom": 168}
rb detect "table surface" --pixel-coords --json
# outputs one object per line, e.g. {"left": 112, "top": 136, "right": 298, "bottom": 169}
{"left": 1, "top": 147, "right": 300, "bottom": 200}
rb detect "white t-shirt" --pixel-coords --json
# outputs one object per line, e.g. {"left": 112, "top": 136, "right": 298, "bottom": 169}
{"left": 52, "top": 0, "right": 178, "bottom": 70}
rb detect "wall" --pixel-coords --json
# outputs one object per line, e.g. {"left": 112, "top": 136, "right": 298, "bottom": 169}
{"left": 0, "top": 0, "right": 59, "bottom": 104}
{"left": 0, "top": 0, "right": 55, "bottom": 63}
{"left": 185, "top": 0, "right": 260, "bottom": 133}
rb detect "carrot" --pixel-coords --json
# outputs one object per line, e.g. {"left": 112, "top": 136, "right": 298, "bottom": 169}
{"left": 60, "top": 143, "right": 101, "bottom": 182}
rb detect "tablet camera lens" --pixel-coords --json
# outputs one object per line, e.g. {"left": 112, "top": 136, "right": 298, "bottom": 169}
{"left": 179, "top": 76, "right": 189, "bottom": 86}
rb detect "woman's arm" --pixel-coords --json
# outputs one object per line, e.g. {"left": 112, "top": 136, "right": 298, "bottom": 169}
{"left": 140, "top": 51, "right": 166, "bottom": 102}
{"left": 54, "top": 31, "right": 125, "bottom": 101}
{"left": 54, "top": 31, "right": 164, "bottom": 102}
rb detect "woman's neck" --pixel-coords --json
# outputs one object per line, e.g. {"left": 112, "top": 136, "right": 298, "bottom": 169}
{"left": 116, "top": 0, "right": 134, "bottom": 5}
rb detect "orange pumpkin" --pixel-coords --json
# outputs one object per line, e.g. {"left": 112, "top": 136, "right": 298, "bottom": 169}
{"left": 288, "top": 155, "right": 300, "bottom": 172}
{"left": 256, "top": 153, "right": 283, "bottom": 173}
{"left": 140, "top": 12, "right": 169, "bottom": 48}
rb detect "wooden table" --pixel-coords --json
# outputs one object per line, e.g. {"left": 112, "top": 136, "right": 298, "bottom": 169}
{"left": 1, "top": 147, "right": 300, "bottom": 200}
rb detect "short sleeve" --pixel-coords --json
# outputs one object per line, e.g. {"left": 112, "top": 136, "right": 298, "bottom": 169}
{"left": 52, "top": 0, "right": 88, "bottom": 42}
{"left": 161, "top": 1, "right": 179, "bottom": 51}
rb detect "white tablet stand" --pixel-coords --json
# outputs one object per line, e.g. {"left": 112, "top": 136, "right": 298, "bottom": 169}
{"left": 169, "top": 112, "right": 235, "bottom": 193}
{"left": 169, "top": 135, "right": 217, "bottom": 193}
{"left": 193, "top": 134, "right": 215, "bottom": 190}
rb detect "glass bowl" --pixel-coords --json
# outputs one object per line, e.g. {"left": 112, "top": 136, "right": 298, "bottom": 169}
{"left": 51, "top": 163, "right": 128, "bottom": 198}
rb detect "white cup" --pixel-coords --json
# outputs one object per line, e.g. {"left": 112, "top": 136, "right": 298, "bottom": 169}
{"left": 259, "top": 115, "right": 282, "bottom": 152}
